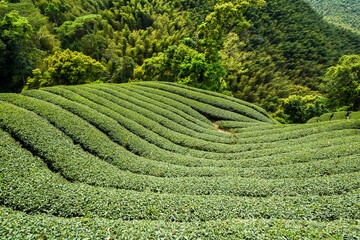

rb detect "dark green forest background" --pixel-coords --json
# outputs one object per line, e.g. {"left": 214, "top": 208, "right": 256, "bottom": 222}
{"left": 1, "top": 0, "right": 360, "bottom": 123}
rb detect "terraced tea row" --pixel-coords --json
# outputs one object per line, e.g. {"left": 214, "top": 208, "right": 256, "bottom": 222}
{"left": 308, "top": 111, "right": 360, "bottom": 123}
{"left": 1, "top": 207, "right": 359, "bottom": 239}
{"left": 1, "top": 82, "right": 359, "bottom": 238}
{"left": 1, "top": 128, "right": 360, "bottom": 222}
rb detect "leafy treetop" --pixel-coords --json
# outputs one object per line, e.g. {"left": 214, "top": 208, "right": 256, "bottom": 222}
{"left": 23, "top": 49, "right": 108, "bottom": 91}
{"left": 326, "top": 55, "right": 360, "bottom": 111}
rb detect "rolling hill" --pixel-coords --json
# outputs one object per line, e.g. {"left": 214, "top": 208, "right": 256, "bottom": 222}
{"left": 1, "top": 82, "right": 360, "bottom": 238}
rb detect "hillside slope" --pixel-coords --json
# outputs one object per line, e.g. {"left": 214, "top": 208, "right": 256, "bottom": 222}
{"left": 1, "top": 82, "right": 360, "bottom": 238}
{"left": 305, "top": 0, "right": 360, "bottom": 34}
{"left": 2, "top": 0, "right": 360, "bottom": 111}
{"left": 225, "top": 0, "right": 360, "bottom": 110}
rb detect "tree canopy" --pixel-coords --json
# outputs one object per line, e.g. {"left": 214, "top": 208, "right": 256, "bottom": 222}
{"left": 326, "top": 55, "right": 360, "bottom": 111}
{"left": 0, "top": 10, "right": 34, "bottom": 92}
{"left": 1, "top": 0, "right": 360, "bottom": 122}
{"left": 23, "top": 49, "right": 108, "bottom": 91}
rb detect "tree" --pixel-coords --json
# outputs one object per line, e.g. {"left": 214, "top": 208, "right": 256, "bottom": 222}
{"left": 133, "top": 43, "right": 227, "bottom": 92}
{"left": 110, "top": 56, "right": 137, "bottom": 83}
{"left": 178, "top": 50, "right": 227, "bottom": 92}
{"left": 56, "top": 14, "right": 112, "bottom": 51}
{"left": 23, "top": 49, "right": 108, "bottom": 90}
{"left": 0, "top": 10, "right": 35, "bottom": 92}
{"left": 198, "top": 0, "right": 265, "bottom": 61}
{"left": 278, "top": 94, "right": 329, "bottom": 123}
{"left": 80, "top": 34, "right": 108, "bottom": 61}
{"left": 326, "top": 55, "right": 360, "bottom": 110}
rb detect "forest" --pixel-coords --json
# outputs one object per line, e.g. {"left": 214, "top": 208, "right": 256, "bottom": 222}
{"left": 305, "top": 0, "right": 360, "bottom": 34}
{"left": 1, "top": 0, "right": 360, "bottom": 122}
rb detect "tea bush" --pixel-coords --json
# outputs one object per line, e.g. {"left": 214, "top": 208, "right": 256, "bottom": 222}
{"left": 1, "top": 82, "right": 360, "bottom": 238}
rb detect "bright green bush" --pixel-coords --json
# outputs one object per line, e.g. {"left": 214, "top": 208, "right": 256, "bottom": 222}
{"left": 309, "top": 111, "right": 360, "bottom": 123}
{"left": 350, "top": 111, "right": 360, "bottom": 119}
{"left": 23, "top": 49, "right": 108, "bottom": 91}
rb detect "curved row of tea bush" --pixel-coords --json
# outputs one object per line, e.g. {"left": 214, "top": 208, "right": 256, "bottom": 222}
{"left": 65, "top": 86, "right": 239, "bottom": 147}
{"left": 16, "top": 91, "right": 360, "bottom": 171}
{"left": 135, "top": 82, "right": 276, "bottom": 123}
{"left": 218, "top": 120, "right": 360, "bottom": 139}
{"left": 122, "top": 84, "right": 221, "bottom": 129}
{"left": 19, "top": 88, "right": 360, "bottom": 167}
{"left": 1, "top": 113, "right": 359, "bottom": 198}
{"left": 45, "top": 86, "right": 246, "bottom": 153}
{"left": 126, "top": 83, "right": 268, "bottom": 123}
{"left": 3, "top": 99, "right": 357, "bottom": 184}
{"left": 21, "top": 89, "right": 233, "bottom": 166}
{"left": 1, "top": 117, "right": 359, "bottom": 200}
{"left": 87, "top": 84, "right": 232, "bottom": 139}
{"left": 2, "top": 82, "right": 360, "bottom": 237}
{"left": 1, "top": 206, "right": 359, "bottom": 239}
{"left": 1, "top": 102, "right": 360, "bottom": 187}
{"left": 1, "top": 129, "right": 360, "bottom": 223}
{"left": 308, "top": 111, "right": 360, "bottom": 123}
{"left": 81, "top": 85, "right": 236, "bottom": 144}
{"left": 163, "top": 82, "right": 273, "bottom": 118}
{"left": 26, "top": 86, "right": 360, "bottom": 156}
{"left": 216, "top": 121, "right": 281, "bottom": 132}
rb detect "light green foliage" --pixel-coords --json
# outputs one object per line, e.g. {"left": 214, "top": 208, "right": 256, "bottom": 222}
{"left": 2, "top": 0, "right": 360, "bottom": 117}
{"left": 0, "top": 10, "right": 32, "bottom": 38}
{"left": 178, "top": 49, "right": 227, "bottom": 92}
{"left": 277, "top": 94, "right": 329, "bottom": 123}
{"left": 326, "top": 55, "right": 360, "bottom": 110}
{"left": 199, "top": 0, "right": 265, "bottom": 43}
{"left": 305, "top": 0, "right": 360, "bottom": 34}
{"left": 134, "top": 43, "right": 227, "bottom": 92}
{"left": 133, "top": 0, "right": 265, "bottom": 93}
{"left": 198, "top": 0, "right": 265, "bottom": 59}
{"left": 23, "top": 49, "right": 108, "bottom": 90}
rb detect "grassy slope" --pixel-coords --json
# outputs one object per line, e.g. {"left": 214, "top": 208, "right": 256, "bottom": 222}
{"left": 0, "top": 82, "right": 360, "bottom": 238}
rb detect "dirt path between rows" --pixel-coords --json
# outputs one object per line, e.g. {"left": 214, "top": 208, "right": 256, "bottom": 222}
{"left": 213, "top": 123, "right": 233, "bottom": 134}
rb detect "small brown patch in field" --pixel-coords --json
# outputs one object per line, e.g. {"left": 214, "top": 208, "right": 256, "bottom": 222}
{"left": 213, "top": 123, "right": 233, "bottom": 134}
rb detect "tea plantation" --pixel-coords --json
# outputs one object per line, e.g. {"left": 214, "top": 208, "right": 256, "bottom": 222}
{"left": 0, "top": 82, "right": 359, "bottom": 239}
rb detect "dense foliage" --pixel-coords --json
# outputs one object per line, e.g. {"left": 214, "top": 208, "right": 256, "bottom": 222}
{"left": 325, "top": 55, "right": 360, "bottom": 111}
{"left": 276, "top": 95, "right": 329, "bottom": 123}
{"left": 1, "top": 0, "right": 360, "bottom": 121}
{"left": 305, "top": 0, "right": 360, "bottom": 34}
{"left": 1, "top": 82, "right": 360, "bottom": 237}
{"left": 23, "top": 49, "right": 107, "bottom": 90}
